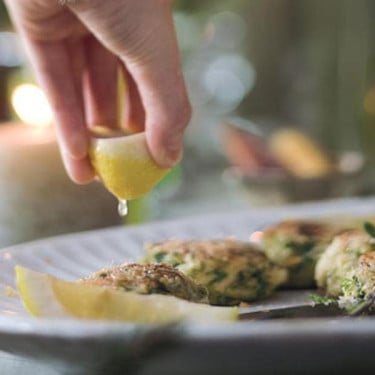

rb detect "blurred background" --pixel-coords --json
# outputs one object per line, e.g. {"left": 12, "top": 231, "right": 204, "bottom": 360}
{"left": 0, "top": 0, "right": 374, "bottom": 245}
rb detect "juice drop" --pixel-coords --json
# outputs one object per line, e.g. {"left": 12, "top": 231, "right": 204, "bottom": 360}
{"left": 118, "top": 199, "right": 128, "bottom": 217}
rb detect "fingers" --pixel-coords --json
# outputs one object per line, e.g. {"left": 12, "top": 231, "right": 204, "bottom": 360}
{"left": 121, "top": 66, "right": 145, "bottom": 133}
{"left": 134, "top": 62, "right": 191, "bottom": 168}
{"left": 83, "top": 36, "right": 119, "bottom": 129}
{"left": 121, "top": 5, "right": 191, "bottom": 167}
{"left": 25, "top": 38, "right": 95, "bottom": 183}
{"left": 70, "top": 0, "right": 192, "bottom": 168}
{"left": 61, "top": 153, "right": 94, "bottom": 185}
{"left": 9, "top": 0, "right": 191, "bottom": 188}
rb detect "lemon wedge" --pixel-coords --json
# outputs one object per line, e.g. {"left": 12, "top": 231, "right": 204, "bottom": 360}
{"left": 89, "top": 131, "right": 170, "bottom": 200}
{"left": 15, "top": 266, "right": 238, "bottom": 323}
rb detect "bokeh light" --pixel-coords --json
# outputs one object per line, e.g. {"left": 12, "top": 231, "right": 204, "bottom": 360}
{"left": 11, "top": 83, "right": 53, "bottom": 127}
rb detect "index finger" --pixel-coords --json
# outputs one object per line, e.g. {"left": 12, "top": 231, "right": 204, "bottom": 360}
{"left": 25, "top": 38, "right": 95, "bottom": 183}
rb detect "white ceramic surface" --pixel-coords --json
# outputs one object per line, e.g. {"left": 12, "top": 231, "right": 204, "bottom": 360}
{"left": 1, "top": 197, "right": 375, "bottom": 374}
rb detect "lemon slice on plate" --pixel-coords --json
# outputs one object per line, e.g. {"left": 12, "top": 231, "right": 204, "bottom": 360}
{"left": 89, "top": 131, "right": 170, "bottom": 200}
{"left": 15, "top": 266, "right": 238, "bottom": 323}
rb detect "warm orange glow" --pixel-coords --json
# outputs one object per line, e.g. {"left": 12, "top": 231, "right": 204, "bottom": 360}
{"left": 249, "top": 230, "right": 263, "bottom": 243}
{"left": 11, "top": 84, "right": 53, "bottom": 127}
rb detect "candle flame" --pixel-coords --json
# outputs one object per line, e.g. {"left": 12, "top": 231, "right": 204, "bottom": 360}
{"left": 11, "top": 83, "right": 53, "bottom": 127}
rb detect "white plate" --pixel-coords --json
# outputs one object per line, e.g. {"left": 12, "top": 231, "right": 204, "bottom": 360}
{"left": 1, "top": 197, "right": 375, "bottom": 374}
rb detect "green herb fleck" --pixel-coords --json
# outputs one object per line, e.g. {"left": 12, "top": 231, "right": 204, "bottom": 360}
{"left": 212, "top": 270, "right": 228, "bottom": 283}
{"left": 342, "top": 275, "right": 365, "bottom": 298}
{"left": 285, "top": 241, "right": 314, "bottom": 255}
{"left": 364, "top": 222, "right": 375, "bottom": 239}
{"left": 341, "top": 277, "right": 355, "bottom": 292}
{"left": 208, "top": 291, "right": 238, "bottom": 306}
{"left": 253, "top": 270, "right": 268, "bottom": 297}
{"left": 153, "top": 252, "right": 166, "bottom": 263}
{"left": 236, "top": 271, "right": 246, "bottom": 285}
{"left": 311, "top": 293, "right": 336, "bottom": 306}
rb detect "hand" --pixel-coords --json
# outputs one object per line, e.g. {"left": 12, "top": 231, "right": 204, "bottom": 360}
{"left": 5, "top": 0, "right": 191, "bottom": 183}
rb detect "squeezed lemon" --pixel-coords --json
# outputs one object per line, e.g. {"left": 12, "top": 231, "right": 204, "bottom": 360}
{"left": 89, "top": 132, "right": 170, "bottom": 201}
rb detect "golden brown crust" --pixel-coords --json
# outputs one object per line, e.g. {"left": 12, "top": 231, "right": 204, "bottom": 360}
{"left": 81, "top": 262, "right": 208, "bottom": 303}
{"left": 263, "top": 220, "right": 340, "bottom": 240}
{"left": 359, "top": 251, "right": 375, "bottom": 272}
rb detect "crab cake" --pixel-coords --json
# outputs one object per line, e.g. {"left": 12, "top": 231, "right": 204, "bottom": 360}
{"left": 315, "top": 229, "right": 375, "bottom": 296}
{"left": 81, "top": 263, "right": 208, "bottom": 303}
{"left": 143, "top": 239, "right": 287, "bottom": 306}
{"left": 260, "top": 220, "right": 340, "bottom": 288}
{"left": 339, "top": 251, "right": 375, "bottom": 312}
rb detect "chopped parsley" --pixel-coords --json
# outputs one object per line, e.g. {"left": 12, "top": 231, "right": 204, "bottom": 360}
{"left": 236, "top": 271, "right": 246, "bottom": 285}
{"left": 310, "top": 293, "right": 336, "bottom": 306}
{"left": 153, "top": 252, "right": 166, "bottom": 263}
{"left": 256, "top": 270, "right": 267, "bottom": 292}
{"left": 341, "top": 277, "right": 357, "bottom": 292}
{"left": 285, "top": 241, "right": 314, "bottom": 255}
{"left": 212, "top": 270, "right": 228, "bottom": 283}
{"left": 342, "top": 276, "right": 366, "bottom": 299}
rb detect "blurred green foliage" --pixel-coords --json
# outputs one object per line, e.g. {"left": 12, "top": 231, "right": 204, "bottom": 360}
{"left": 176, "top": 0, "right": 248, "bottom": 13}
{"left": 0, "top": 1, "right": 10, "bottom": 28}
{"left": 175, "top": 0, "right": 208, "bottom": 12}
